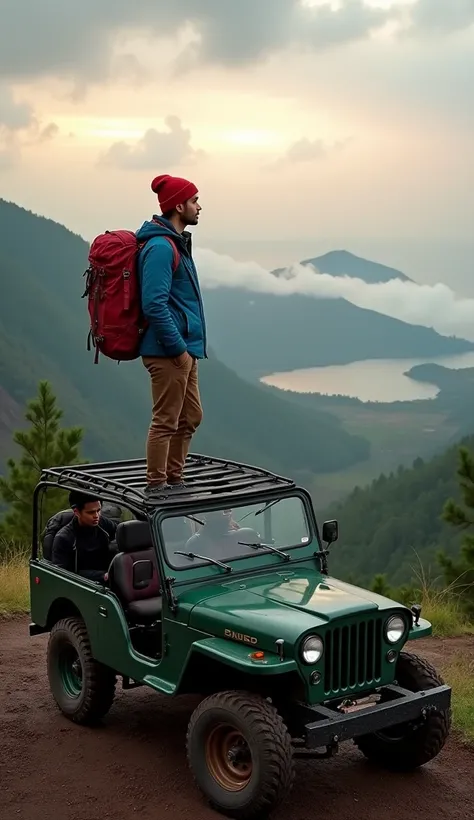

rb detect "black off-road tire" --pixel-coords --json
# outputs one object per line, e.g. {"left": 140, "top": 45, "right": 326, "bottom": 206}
{"left": 355, "top": 651, "right": 451, "bottom": 771}
{"left": 187, "top": 690, "right": 295, "bottom": 820}
{"left": 47, "top": 617, "right": 116, "bottom": 725}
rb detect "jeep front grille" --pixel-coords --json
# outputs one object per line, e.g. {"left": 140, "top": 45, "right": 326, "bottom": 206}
{"left": 323, "top": 618, "right": 383, "bottom": 695}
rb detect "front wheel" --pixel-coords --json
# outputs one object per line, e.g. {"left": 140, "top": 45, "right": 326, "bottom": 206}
{"left": 355, "top": 651, "right": 451, "bottom": 771}
{"left": 47, "top": 617, "right": 116, "bottom": 725}
{"left": 187, "top": 690, "right": 295, "bottom": 820}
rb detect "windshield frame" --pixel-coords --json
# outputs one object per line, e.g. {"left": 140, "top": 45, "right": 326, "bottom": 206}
{"left": 150, "top": 486, "right": 322, "bottom": 583}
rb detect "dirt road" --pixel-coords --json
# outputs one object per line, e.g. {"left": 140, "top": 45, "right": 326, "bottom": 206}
{"left": 1, "top": 617, "right": 473, "bottom": 820}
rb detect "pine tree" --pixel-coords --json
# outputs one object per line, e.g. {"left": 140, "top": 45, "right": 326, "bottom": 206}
{"left": 370, "top": 573, "right": 392, "bottom": 597}
{"left": 0, "top": 380, "right": 84, "bottom": 545}
{"left": 438, "top": 446, "right": 474, "bottom": 616}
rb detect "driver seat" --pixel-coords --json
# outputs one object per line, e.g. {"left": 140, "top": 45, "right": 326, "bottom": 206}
{"left": 109, "top": 520, "right": 162, "bottom": 624}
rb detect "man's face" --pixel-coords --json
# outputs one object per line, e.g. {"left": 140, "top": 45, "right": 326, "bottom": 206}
{"left": 74, "top": 501, "right": 101, "bottom": 527}
{"left": 204, "top": 510, "right": 232, "bottom": 534}
{"left": 178, "top": 194, "right": 201, "bottom": 226}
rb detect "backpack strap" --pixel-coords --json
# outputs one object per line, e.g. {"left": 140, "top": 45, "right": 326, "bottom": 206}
{"left": 137, "top": 234, "right": 181, "bottom": 273}
{"left": 150, "top": 217, "right": 181, "bottom": 273}
{"left": 163, "top": 236, "right": 181, "bottom": 273}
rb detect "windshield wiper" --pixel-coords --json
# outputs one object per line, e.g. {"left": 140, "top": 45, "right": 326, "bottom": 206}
{"left": 238, "top": 541, "right": 290, "bottom": 561}
{"left": 174, "top": 551, "right": 232, "bottom": 572}
{"left": 184, "top": 514, "right": 205, "bottom": 526}
{"left": 255, "top": 499, "right": 282, "bottom": 517}
{"left": 237, "top": 498, "right": 281, "bottom": 524}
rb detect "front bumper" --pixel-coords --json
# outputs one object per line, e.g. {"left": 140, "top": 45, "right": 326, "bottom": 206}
{"left": 298, "top": 683, "right": 451, "bottom": 749}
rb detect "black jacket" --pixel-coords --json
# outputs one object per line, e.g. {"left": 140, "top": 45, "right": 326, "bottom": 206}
{"left": 51, "top": 516, "right": 117, "bottom": 582}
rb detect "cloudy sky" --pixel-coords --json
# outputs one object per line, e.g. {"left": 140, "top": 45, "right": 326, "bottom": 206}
{"left": 1, "top": 0, "right": 473, "bottom": 276}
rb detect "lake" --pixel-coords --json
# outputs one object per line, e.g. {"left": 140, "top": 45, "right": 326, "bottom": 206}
{"left": 260, "top": 351, "right": 474, "bottom": 403}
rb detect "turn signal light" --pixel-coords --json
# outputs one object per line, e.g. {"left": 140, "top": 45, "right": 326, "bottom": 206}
{"left": 249, "top": 651, "right": 265, "bottom": 661}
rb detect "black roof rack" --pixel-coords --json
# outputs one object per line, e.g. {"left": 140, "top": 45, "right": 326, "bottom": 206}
{"left": 39, "top": 453, "right": 295, "bottom": 514}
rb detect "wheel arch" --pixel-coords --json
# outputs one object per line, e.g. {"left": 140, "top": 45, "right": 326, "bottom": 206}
{"left": 46, "top": 598, "right": 83, "bottom": 631}
{"left": 176, "top": 650, "right": 305, "bottom": 702}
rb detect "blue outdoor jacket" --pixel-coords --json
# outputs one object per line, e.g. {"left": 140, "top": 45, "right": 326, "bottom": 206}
{"left": 136, "top": 216, "right": 207, "bottom": 359}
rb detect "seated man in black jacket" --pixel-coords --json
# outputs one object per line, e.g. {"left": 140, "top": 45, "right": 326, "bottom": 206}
{"left": 51, "top": 491, "right": 118, "bottom": 583}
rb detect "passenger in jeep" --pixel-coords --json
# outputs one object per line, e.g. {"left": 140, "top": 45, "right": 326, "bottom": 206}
{"left": 185, "top": 510, "right": 259, "bottom": 557}
{"left": 51, "top": 492, "right": 118, "bottom": 583}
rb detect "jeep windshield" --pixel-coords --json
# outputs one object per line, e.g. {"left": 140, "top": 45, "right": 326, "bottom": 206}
{"left": 160, "top": 496, "right": 313, "bottom": 571}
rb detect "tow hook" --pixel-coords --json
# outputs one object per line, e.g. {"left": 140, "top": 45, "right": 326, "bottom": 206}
{"left": 421, "top": 704, "right": 438, "bottom": 719}
{"left": 292, "top": 737, "right": 339, "bottom": 760}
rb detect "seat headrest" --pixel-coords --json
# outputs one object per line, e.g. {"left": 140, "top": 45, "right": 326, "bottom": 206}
{"left": 116, "top": 520, "right": 153, "bottom": 554}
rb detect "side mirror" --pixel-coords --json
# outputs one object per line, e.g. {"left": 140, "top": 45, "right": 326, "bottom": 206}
{"left": 322, "top": 520, "right": 338, "bottom": 545}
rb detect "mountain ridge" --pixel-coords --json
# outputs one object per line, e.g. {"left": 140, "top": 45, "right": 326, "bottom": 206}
{"left": 271, "top": 248, "right": 412, "bottom": 284}
{"left": 300, "top": 249, "right": 412, "bottom": 283}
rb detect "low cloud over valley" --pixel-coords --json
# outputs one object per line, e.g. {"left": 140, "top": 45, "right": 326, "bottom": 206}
{"left": 195, "top": 246, "right": 474, "bottom": 343}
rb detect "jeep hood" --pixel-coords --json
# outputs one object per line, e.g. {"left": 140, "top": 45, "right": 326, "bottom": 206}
{"left": 182, "top": 567, "right": 404, "bottom": 649}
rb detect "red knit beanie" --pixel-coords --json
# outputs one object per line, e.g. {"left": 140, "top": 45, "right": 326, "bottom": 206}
{"left": 151, "top": 174, "right": 198, "bottom": 213}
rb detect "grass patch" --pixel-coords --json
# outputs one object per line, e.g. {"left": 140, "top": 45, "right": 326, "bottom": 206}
{"left": 414, "top": 559, "right": 474, "bottom": 638}
{"left": 0, "top": 544, "right": 30, "bottom": 617}
{"left": 441, "top": 654, "right": 474, "bottom": 742}
{"left": 395, "top": 558, "right": 474, "bottom": 742}
{"left": 373, "top": 554, "right": 474, "bottom": 638}
{"left": 421, "top": 596, "right": 472, "bottom": 637}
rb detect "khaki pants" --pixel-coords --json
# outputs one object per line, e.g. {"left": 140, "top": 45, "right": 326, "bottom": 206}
{"left": 142, "top": 355, "right": 203, "bottom": 486}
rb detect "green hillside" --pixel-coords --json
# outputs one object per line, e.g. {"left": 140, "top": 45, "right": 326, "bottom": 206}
{"left": 406, "top": 364, "right": 474, "bottom": 437}
{"left": 0, "top": 198, "right": 368, "bottom": 477}
{"left": 324, "top": 436, "right": 474, "bottom": 587}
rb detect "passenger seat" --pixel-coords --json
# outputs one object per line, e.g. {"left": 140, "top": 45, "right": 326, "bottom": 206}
{"left": 109, "top": 520, "right": 162, "bottom": 624}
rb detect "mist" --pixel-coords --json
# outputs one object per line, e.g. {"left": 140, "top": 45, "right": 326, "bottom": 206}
{"left": 194, "top": 246, "right": 474, "bottom": 343}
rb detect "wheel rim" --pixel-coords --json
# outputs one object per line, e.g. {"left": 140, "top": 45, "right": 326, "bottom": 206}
{"left": 205, "top": 724, "right": 253, "bottom": 792}
{"left": 58, "top": 645, "right": 83, "bottom": 698}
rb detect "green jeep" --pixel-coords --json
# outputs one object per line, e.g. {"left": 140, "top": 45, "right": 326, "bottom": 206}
{"left": 29, "top": 454, "right": 451, "bottom": 819}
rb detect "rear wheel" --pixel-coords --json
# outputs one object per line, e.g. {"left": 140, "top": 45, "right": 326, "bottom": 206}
{"left": 355, "top": 651, "right": 451, "bottom": 771}
{"left": 187, "top": 690, "right": 295, "bottom": 820}
{"left": 47, "top": 617, "right": 116, "bottom": 725}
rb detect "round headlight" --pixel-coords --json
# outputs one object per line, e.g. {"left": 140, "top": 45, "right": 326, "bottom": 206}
{"left": 301, "top": 635, "right": 324, "bottom": 664}
{"left": 385, "top": 615, "right": 405, "bottom": 644}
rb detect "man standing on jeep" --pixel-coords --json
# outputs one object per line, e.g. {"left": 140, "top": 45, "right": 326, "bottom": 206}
{"left": 136, "top": 174, "right": 207, "bottom": 501}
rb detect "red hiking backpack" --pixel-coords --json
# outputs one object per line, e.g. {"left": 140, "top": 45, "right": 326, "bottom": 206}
{"left": 83, "top": 226, "right": 180, "bottom": 363}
